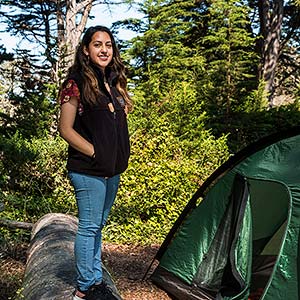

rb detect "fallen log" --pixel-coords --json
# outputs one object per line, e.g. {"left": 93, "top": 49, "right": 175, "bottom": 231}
{"left": 0, "top": 218, "right": 33, "bottom": 230}
{"left": 21, "top": 213, "right": 123, "bottom": 300}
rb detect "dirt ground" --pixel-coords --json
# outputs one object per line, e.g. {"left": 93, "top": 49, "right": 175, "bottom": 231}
{"left": 102, "top": 243, "right": 171, "bottom": 300}
{"left": 0, "top": 242, "right": 171, "bottom": 300}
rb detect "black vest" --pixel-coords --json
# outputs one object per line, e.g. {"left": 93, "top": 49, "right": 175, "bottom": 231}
{"left": 66, "top": 68, "right": 130, "bottom": 177}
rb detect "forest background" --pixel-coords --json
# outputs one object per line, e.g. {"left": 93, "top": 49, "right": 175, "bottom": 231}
{"left": 0, "top": 0, "right": 300, "bottom": 280}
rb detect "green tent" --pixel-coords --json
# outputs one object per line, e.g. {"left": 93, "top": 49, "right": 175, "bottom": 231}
{"left": 150, "top": 127, "right": 300, "bottom": 300}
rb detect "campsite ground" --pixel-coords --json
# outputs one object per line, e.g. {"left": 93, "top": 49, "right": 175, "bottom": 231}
{"left": 0, "top": 242, "right": 171, "bottom": 300}
{"left": 102, "top": 243, "right": 171, "bottom": 300}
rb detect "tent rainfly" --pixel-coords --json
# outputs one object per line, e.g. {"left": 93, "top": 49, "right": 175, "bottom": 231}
{"left": 150, "top": 127, "right": 300, "bottom": 300}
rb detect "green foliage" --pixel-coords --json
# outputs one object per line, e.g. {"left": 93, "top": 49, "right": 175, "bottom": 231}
{"left": 0, "top": 55, "right": 59, "bottom": 139}
{"left": 0, "top": 134, "right": 75, "bottom": 228}
{"left": 126, "top": 0, "right": 208, "bottom": 140}
{"left": 294, "top": 0, "right": 300, "bottom": 6}
{"left": 210, "top": 101, "right": 300, "bottom": 152}
{"left": 11, "top": 95, "right": 56, "bottom": 139}
{"left": 105, "top": 116, "right": 229, "bottom": 244}
{"left": 239, "top": 80, "right": 269, "bottom": 112}
{"left": 127, "top": 0, "right": 203, "bottom": 83}
{"left": 200, "top": 0, "right": 259, "bottom": 117}
{"left": 0, "top": 125, "right": 229, "bottom": 245}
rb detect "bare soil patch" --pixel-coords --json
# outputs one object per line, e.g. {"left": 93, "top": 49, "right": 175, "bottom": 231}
{"left": 103, "top": 243, "right": 171, "bottom": 300}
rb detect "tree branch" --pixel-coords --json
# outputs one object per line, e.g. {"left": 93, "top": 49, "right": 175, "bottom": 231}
{"left": 0, "top": 218, "right": 33, "bottom": 230}
{"left": 77, "top": 1, "right": 93, "bottom": 35}
{"left": 77, "top": 0, "right": 95, "bottom": 11}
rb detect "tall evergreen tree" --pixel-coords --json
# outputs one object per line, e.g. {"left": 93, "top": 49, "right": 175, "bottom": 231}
{"left": 127, "top": 0, "right": 208, "bottom": 139}
{"left": 0, "top": 49, "right": 55, "bottom": 138}
{"left": 200, "top": 0, "right": 259, "bottom": 118}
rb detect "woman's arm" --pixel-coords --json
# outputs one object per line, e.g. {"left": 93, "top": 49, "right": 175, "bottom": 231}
{"left": 58, "top": 96, "right": 95, "bottom": 158}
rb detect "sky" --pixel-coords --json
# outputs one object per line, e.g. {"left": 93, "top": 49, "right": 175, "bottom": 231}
{"left": 0, "top": 3, "right": 144, "bottom": 52}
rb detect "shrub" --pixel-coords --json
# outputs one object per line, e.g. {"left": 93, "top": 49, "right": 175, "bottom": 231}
{"left": 1, "top": 126, "right": 229, "bottom": 244}
{"left": 105, "top": 121, "right": 229, "bottom": 244}
{"left": 0, "top": 134, "right": 75, "bottom": 229}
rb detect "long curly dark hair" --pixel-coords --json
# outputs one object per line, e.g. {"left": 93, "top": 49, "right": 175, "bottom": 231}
{"left": 64, "top": 26, "right": 132, "bottom": 111}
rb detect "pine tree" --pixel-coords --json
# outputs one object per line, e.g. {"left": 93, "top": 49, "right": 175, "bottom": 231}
{"left": 127, "top": 0, "right": 207, "bottom": 139}
{"left": 200, "top": 0, "right": 259, "bottom": 119}
{"left": 1, "top": 49, "right": 56, "bottom": 138}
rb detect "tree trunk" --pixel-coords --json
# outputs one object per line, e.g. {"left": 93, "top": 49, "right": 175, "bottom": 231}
{"left": 56, "top": 0, "right": 93, "bottom": 81}
{"left": 258, "top": 0, "right": 284, "bottom": 106}
{"left": 21, "top": 213, "right": 122, "bottom": 300}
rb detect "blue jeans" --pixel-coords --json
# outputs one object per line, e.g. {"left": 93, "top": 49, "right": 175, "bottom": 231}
{"left": 68, "top": 171, "right": 120, "bottom": 292}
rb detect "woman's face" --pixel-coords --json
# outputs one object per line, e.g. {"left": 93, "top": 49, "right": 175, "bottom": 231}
{"left": 84, "top": 31, "right": 113, "bottom": 71}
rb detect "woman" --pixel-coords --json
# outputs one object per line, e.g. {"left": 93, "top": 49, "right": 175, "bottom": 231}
{"left": 59, "top": 26, "right": 132, "bottom": 300}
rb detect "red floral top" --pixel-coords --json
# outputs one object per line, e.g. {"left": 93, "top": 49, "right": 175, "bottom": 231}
{"left": 60, "top": 79, "right": 84, "bottom": 115}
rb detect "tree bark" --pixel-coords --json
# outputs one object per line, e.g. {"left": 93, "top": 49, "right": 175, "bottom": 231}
{"left": 258, "top": 0, "right": 284, "bottom": 105}
{"left": 21, "top": 213, "right": 122, "bottom": 300}
{"left": 57, "top": 0, "right": 93, "bottom": 81}
{"left": 0, "top": 218, "right": 33, "bottom": 230}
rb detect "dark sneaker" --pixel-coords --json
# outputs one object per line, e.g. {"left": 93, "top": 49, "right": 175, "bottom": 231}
{"left": 73, "top": 287, "right": 95, "bottom": 300}
{"left": 73, "top": 290, "right": 87, "bottom": 300}
{"left": 91, "top": 281, "right": 119, "bottom": 300}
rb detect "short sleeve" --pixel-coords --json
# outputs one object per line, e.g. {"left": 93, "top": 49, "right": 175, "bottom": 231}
{"left": 60, "top": 79, "right": 80, "bottom": 105}
{"left": 59, "top": 79, "right": 83, "bottom": 114}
